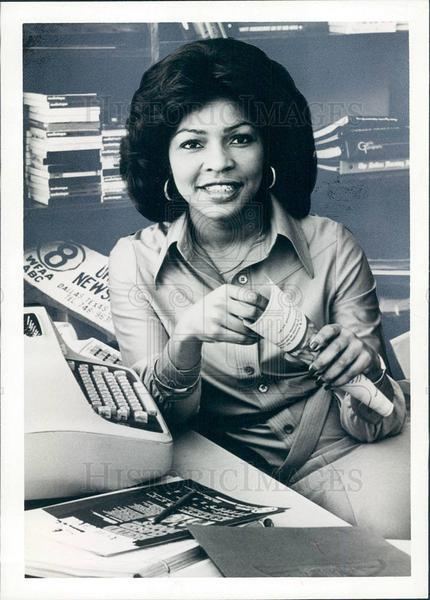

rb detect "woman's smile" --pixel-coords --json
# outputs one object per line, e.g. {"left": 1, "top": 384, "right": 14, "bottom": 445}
{"left": 168, "top": 99, "right": 264, "bottom": 220}
{"left": 198, "top": 181, "right": 243, "bottom": 202}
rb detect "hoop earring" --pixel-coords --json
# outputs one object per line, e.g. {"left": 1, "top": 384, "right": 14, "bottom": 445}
{"left": 268, "top": 166, "right": 276, "bottom": 190}
{"left": 164, "top": 178, "right": 175, "bottom": 201}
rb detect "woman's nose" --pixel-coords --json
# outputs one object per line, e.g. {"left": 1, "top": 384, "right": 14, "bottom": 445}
{"left": 204, "top": 142, "right": 234, "bottom": 171}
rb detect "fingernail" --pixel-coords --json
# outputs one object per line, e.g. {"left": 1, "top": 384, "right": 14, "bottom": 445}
{"left": 308, "top": 363, "right": 317, "bottom": 372}
{"left": 309, "top": 340, "right": 319, "bottom": 350}
{"left": 316, "top": 376, "right": 324, "bottom": 386}
{"left": 323, "top": 383, "right": 331, "bottom": 390}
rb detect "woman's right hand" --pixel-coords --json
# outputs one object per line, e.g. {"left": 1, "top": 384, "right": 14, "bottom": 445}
{"left": 174, "top": 284, "right": 268, "bottom": 345}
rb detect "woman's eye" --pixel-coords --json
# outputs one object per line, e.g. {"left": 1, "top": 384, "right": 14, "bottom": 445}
{"left": 180, "top": 139, "right": 203, "bottom": 150}
{"left": 230, "top": 134, "right": 254, "bottom": 145}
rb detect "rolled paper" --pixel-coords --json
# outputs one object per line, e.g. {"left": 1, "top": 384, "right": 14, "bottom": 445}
{"left": 246, "top": 285, "right": 393, "bottom": 417}
{"left": 340, "top": 374, "right": 394, "bottom": 417}
{"left": 245, "top": 284, "right": 308, "bottom": 352}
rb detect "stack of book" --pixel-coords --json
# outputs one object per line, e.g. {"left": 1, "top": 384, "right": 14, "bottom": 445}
{"left": 314, "top": 116, "right": 409, "bottom": 175}
{"left": 100, "top": 124, "right": 128, "bottom": 203}
{"left": 24, "top": 92, "right": 102, "bottom": 206}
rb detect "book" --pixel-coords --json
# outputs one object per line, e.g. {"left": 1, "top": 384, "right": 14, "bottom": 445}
{"left": 28, "top": 179, "right": 101, "bottom": 192}
{"left": 29, "top": 148, "right": 101, "bottom": 164}
{"left": 235, "top": 22, "right": 329, "bottom": 35}
{"left": 328, "top": 22, "right": 397, "bottom": 34}
{"left": 101, "top": 157, "right": 120, "bottom": 170}
{"left": 29, "top": 173, "right": 101, "bottom": 187}
{"left": 368, "top": 257, "right": 410, "bottom": 276}
{"left": 29, "top": 164, "right": 102, "bottom": 176}
{"left": 26, "top": 523, "right": 204, "bottom": 577}
{"left": 28, "top": 182, "right": 101, "bottom": 197}
{"left": 28, "top": 107, "right": 100, "bottom": 123}
{"left": 102, "top": 193, "right": 129, "bottom": 202}
{"left": 29, "top": 136, "right": 103, "bottom": 152}
{"left": 28, "top": 189, "right": 101, "bottom": 203}
{"left": 27, "top": 166, "right": 101, "bottom": 179}
{"left": 187, "top": 525, "right": 411, "bottom": 577}
{"left": 24, "top": 92, "right": 99, "bottom": 108}
{"left": 29, "top": 127, "right": 101, "bottom": 139}
{"left": 338, "top": 158, "right": 409, "bottom": 174}
{"left": 315, "top": 128, "right": 409, "bottom": 162}
{"left": 313, "top": 115, "right": 402, "bottom": 140}
{"left": 101, "top": 128, "right": 126, "bottom": 140}
{"left": 29, "top": 118, "right": 101, "bottom": 132}
{"left": 315, "top": 124, "right": 407, "bottom": 146}
{"left": 28, "top": 194, "right": 101, "bottom": 207}
{"left": 102, "top": 168, "right": 120, "bottom": 177}
{"left": 318, "top": 158, "right": 410, "bottom": 175}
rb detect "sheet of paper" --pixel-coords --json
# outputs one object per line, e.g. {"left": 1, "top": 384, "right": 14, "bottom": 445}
{"left": 31, "top": 479, "right": 282, "bottom": 557}
{"left": 187, "top": 525, "right": 411, "bottom": 577}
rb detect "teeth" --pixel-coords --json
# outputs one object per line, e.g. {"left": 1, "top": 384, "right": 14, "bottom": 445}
{"left": 204, "top": 184, "right": 236, "bottom": 192}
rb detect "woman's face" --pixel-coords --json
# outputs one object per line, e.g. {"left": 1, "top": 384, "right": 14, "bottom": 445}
{"left": 168, "top": 99, "right": 264, "bottom": 222}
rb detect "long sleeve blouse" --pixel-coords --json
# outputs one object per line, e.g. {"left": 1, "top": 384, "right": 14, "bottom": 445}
{"left": 109, "top": 194, "right": 406, "bottom": 481}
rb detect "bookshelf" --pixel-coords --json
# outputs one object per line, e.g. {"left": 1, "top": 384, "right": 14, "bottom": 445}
{"left": 23, "top": 22, "right": 410, "bottom": 374}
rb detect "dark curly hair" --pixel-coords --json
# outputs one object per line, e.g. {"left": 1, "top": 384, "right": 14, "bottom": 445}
{"left": 120, "top": 37, "right": 316, "bottom": 222}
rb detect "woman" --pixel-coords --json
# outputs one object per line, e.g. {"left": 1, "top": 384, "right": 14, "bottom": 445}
{"left": 110, "top": 38, "right": 408, "bottom": 537}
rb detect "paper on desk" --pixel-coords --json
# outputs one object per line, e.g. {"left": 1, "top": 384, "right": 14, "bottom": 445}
{"left": 25, "top": 510, "right": 199, "bottom": 577}
{"left": 187, "top": 525, "right": 411, "bottom": 577}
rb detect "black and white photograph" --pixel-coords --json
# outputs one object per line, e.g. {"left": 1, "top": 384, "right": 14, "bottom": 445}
{"left": 1, "top": 1, "right": 428, "bottom": 599}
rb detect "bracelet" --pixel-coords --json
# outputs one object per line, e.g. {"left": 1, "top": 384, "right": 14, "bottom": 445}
{"left": 369, "top": 367, "right": 387, "bottom": 386}
{"left": 153, "top": 360, "right": 200, "bottom": 394}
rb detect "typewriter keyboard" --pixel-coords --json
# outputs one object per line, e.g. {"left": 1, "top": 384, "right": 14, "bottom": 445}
{"left": 68, "top": 360, "right": 162, "bottom": 432}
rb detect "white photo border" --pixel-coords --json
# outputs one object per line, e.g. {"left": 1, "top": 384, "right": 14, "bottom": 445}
{"left": 1, "top": 1, "right": 428, "bottom": 598}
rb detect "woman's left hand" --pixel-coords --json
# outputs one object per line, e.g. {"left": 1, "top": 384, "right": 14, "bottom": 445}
{"left": 308, "top": 324, "right": 382, "bottom": 387}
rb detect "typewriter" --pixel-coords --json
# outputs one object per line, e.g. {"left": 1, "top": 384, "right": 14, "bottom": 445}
{"left": 24, "top": 306, "right": 173, "bottom": 500}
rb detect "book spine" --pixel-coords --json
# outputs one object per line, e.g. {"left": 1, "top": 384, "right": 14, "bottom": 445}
{"left": 28, "top": 109, "right": 100, "bottom": 123}
{"left": 339, "top": 158, "right": 410, "bottom": 174}
{"left": 102, "top": 177, "right": 124, "bottom": 184}
{"left": 24, "top": 92, "right": 97, "bottom": 101}
{"left": 30, "top": 128, "right": 101, "bottom": 139}
{"left": 27, "top": 106, "right": 100, "bottom": 115}
{"left": 315, "top": 125, "right": 407, "bottom": 147}
{"left": 314, "top": 116, "right": 402, "bottom": 140}
{"left": 102, "top": 168, "right": 120, "bottom": 177}
{"left": 29, "top": 147, "right": 101, "bottom": 161}
{"left": 28, "top": 167, "right": 100, "bottom": 178}
{"left": 29, "top": 118, "right": 101, "bottom": 132}
{"left": 29, "top": 139, "right": 102, "bottom": 151}
{"left": 328, "top": 22, "right": 397, "bottom": 34}
{"left": 344, "top": 138, "right": 409, "bottom": 161}
{"left": 25, "top": 99, "right": 100, "bottom": 109}
{"left": 29, "top": 161, "right": 102, "bottom": 173}
{"left": 237, "top": 22, "right": 329, "bottom": 34}
{"left": 29, "top": 182, "right": 101, "bottom": 194}
{"left": 29, "top": 174, "right": 101, "bottom": 187}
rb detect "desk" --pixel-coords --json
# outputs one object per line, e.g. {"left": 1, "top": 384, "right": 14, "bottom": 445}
{"left": 25, "top": 430, "right": 410, "bottom": 578}
{"left": 170, "top": 430, "right": 348, "bottom": 577}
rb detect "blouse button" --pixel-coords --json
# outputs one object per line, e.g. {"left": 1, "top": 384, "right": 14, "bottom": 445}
{"left": 244, "top": 366, "right": 255, "bottom": 375}
{"left": 237, "top": 273, "right": 248, "bottom": 285}
{"left": 258, "top": 383, "right": 269, "bottom": 393}
{"left": 283, "top": 424, "right": 295, "bottom": 434}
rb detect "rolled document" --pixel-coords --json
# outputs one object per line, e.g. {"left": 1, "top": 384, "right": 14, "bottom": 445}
{"left": 246, "top": 285, "right": 393, "bottom": 417}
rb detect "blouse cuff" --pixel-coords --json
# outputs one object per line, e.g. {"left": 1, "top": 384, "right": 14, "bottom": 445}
{"left": 154, "top": 345, "right": 201, "bottom": 395}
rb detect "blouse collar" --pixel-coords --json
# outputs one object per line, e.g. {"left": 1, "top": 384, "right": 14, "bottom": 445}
{"left": 153, "top": 193, "right": 314, "bottom": 282}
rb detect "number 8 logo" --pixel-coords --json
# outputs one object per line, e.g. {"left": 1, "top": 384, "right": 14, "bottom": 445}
{"left": 38, "top": 241, "right": 86, "bottom": 272}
